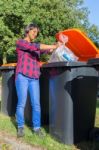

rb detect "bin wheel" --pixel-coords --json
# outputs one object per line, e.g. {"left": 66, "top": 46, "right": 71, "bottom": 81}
{"left": 89, "top": 127, "right": 99, "bottom": 141}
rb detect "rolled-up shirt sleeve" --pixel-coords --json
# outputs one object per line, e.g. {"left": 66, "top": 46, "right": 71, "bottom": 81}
{"left": 16, "top": 39, "right": 40, "bottom": 52}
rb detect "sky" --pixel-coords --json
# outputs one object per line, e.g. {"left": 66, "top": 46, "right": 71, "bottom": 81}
{"left": 83, "top": 0, "right": 99, "bottom": 26}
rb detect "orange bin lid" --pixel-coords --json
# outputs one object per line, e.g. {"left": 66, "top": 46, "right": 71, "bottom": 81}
{"left": 1, "top": 62, "right": 46, "bottom": 67}
{"left": 1, "top": 63, "right": 17, "bottom": 67}
{"left": 56, "top": 28, "right": 99, "bottom": 62}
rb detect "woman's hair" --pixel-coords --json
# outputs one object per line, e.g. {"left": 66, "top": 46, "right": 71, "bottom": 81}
{"left": 24, "top": 23, "right": 40, "bottom": 37}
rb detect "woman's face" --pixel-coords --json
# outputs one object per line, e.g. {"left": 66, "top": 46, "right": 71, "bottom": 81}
{"left": 28, "top": 28, "right": 39, "bottom": 41}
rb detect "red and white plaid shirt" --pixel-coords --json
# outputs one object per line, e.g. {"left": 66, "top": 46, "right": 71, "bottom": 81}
{"left": 15, "top": 39, "right": 49, "bottom": 79}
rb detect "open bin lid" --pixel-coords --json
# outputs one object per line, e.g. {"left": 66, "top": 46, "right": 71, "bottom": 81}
{"left": 56, "top": 29, "right": 99, "bottom": 62}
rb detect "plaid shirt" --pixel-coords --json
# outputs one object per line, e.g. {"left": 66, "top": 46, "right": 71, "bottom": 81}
{"left": 16, "top": 39, "right": 47, "bottom": 79}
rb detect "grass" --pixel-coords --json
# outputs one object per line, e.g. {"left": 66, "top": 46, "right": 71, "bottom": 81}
{"left": 0, "top": 115, "right": 75, "bottom": 150}
{"left": 0, "top": 101, "right": 99, "bottom": 150}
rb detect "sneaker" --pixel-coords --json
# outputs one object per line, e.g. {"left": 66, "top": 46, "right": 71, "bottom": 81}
{"left": 17, "top": 127, "right": 25, "bottom": 137}
{"left": 34, "top": 128, "right": 46, "bottom": 137}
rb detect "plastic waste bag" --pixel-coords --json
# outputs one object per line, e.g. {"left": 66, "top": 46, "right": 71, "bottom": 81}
{"left": 48, "top": 34, "right": 78, "bottom": 62}
{"left": 48, "top": 45, "right": 78, "bottom": 62}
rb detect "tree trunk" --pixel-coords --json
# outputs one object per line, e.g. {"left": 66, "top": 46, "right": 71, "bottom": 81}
{"left": 3, "top": 52, "right": 7, "bottom": 64}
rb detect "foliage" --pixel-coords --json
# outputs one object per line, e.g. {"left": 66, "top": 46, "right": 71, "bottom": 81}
{"left": 87, "top": 25, "right": 99, "bottom": 48}
{"left": 0, "top": 0, "right": 99, "bottom": 64}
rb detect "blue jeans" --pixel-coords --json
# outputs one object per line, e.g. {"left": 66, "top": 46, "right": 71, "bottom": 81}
{"left": 15, "top": 73, "right": 41, "bottom": 129}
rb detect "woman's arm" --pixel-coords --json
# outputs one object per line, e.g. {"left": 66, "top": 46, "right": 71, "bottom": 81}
{"left": 40, "top": 44, "right": 57, "bottom": 50}
{"left": 16, "top": 39, "right": 62, "bottom": 53}
{"left": 40, "top": 42, "right": 62, "bottom": 51}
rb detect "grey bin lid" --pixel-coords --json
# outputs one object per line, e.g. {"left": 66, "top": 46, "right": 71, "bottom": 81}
{"left": 42, "top": 61, "right": 89, "bottom": 68}
{"left": 88, "top": 58, "right": 99, "bottom": 65}
{"left": 0, "top": 60, "right": 95, "bottom": 70}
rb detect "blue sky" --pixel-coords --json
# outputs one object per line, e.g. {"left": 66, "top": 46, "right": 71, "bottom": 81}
{"left": 83, "top": 0, "right": 99, "bottom": 26}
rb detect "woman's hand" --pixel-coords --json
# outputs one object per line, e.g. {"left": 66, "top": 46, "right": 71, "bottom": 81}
{"left": 56, "top": 41, "right": 63, "bottom": 48}
{"left": 49, "top": 41, "right": 63, "bottom": 53}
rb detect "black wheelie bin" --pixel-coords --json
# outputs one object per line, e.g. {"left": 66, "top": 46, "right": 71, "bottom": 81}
{"left": 0, "top": 63, "right": 49, "bottom": 126}
{"left": 42, "top": 61, "right": 98, "bottom": 144}
{"left": 0, "top": 64, "right": 17, "bottom": 116}
{"left": 41, "top": 28, "right": 99, "bottom": 144}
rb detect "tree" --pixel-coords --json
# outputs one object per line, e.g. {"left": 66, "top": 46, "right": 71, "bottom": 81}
{"left": 87, "top": 25, "right": 99, "bottom": 48}
{"left": 0, "top": 0, "right": 99, "bottom": 64}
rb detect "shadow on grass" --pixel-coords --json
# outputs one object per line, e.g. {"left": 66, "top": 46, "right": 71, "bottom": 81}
{"left": 76, "top": 141, "right": 99, "bottom": 150}
{"left": 76, "top": 127, "right": 99, "bottom": 150}
{"left": 96, "top": 99, "right": 99, "bottom": 108}
{"left": 10, "top": 116, "right": 17, "bottom": 130}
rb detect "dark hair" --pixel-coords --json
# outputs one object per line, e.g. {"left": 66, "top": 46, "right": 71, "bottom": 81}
{"left": 24, "top": 23, "right": 40, "bottom": 37}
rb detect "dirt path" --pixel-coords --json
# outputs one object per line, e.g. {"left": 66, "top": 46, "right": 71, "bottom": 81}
{"left": 0, "top": 131, "right": 46, "bottom": 150}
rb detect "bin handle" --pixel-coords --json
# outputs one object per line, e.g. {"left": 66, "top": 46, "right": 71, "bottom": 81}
{"left": 77, "top": 76, "right": 84, "bottom": 79}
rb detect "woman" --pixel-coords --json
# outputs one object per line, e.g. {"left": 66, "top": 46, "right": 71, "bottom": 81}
{"left": 15, "top": 23, "right": 61, "bottom": 137}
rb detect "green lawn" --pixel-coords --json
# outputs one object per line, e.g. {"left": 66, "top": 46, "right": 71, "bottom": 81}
{"left": 0, "top": 101, "right": 99, "bottom": 150}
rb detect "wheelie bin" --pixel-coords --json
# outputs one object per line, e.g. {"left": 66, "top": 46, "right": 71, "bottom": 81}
{"left": 41, "top": 28, "right": 99, "bottom": 144}
{"left": 0, "top": 64, "right": 17, "bottom": 116}
{"left": 0, "top": 63, "right": 49, "bottom": 125}
{"left": 42, "top": 61, "right": 98, "bottom": 144}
